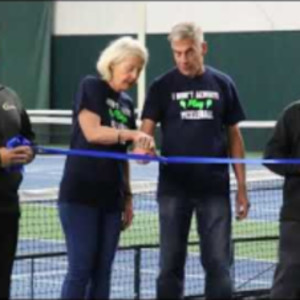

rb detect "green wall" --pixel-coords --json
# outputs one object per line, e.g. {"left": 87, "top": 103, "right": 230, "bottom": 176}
{"left": 52, "top": 31, "right": 300, "bottom": 151}
{"left": 53, "top": 31, "right": 300, "bottom": 117}
{"left": 147, "top": 31, "right": 300, "bottom": 120}
{"left": 0, "top": 2, "right": 53, "bottom": 109}
{"left": 205, "top": 31, "right": 300, "bottom": 120}
{"left": 51, "top": 35, "right": 137, "bottom": 109}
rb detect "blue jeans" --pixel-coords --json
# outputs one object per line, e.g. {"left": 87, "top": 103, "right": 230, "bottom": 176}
{"left": 157, "top": 194, "right": 233, "bottom": 299}
{"left": 58, "top": 202, "right": 122, "bottom": 299}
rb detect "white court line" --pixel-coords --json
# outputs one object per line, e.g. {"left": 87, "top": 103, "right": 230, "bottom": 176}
{"left": 19, "top": 238, "right": 65, "bottom": 245}
{"left": 12, "top": 270, "right": 66, "bottom": 281}
{"left": 19, "top": 169, "right": 281, "bottom": 201}
{"left": 12, "top": 263, "right": 271, "bottom": 296}
{"left": 234, "top": 256, "right": 277, "bottom": 264}
{"left": 32, "top": 154, "right": 66, "bottom": 159}
{"left": 186, "top": 247, "right": 277, "bottom": 265}
{"left": 114, "top": 262, "right": 271, "bottom": 287}
{"left": 19, "top": 234, "right": 277, "bottom": 265}
{"left": 13, "top": 267, "right": 271, "bottom": 287}
{"left": 15, "top": 277, "right": 138, "bottom": 296}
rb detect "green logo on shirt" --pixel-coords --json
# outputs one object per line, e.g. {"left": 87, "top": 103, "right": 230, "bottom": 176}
{"left": 109, "top": 108, "right": 128, "bottom": 124}
{"left": 179, "top": 99, "right": 213, "bottom": 110}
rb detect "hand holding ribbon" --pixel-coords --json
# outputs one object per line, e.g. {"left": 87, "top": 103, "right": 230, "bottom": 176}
{"left": 1, "top": 135, "right": 34, "bottom": 172}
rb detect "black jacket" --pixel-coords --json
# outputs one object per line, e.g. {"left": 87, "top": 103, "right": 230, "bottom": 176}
{"left": 264, "top": 100, "right": 300, "bottom": 221}
{"left": 0, "top": 85, "right": 35, "bottom": 213}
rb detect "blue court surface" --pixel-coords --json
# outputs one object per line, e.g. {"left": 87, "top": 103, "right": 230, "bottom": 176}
{"left": 12, "top": 155, "right": 280, "bottom": 299}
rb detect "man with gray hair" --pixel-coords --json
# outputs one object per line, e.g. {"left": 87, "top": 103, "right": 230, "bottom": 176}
{"left": 140, "top": 22, "right": 249, "bottom": 299}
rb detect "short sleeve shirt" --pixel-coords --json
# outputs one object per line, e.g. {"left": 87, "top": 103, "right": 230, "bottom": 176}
{"left": 142, "top": 66, "right": 246, "bottom": 197}
{"left": 59, "top": 76, "right": 136, "bottom": 210}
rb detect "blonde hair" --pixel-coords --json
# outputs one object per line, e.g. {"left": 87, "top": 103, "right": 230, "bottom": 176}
{"left": 168, "top": 22, "right": 205, "bottom": 45}
{"left": 96, "top": 36, "right": 148, "bottom": 81}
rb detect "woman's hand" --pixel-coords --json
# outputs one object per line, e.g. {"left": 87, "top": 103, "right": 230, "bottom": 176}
{"left": 133, "top": 131, "right": 155, "bottom": 150}
{"left": 131, "top": 131, "right": 156, "bottom": 164}
{"left": 122, "top": 196, "right": 134, "bottom": 231}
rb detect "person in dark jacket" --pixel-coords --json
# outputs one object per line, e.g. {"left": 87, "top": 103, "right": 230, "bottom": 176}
{"left": 264, "top": 99, "right": 300, "bottom": 299}
{"left": 0, "top": 84, "right": 35, "bottom": 299}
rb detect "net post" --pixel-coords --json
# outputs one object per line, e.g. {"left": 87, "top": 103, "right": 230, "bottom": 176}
{"left": 30, "top": 257, "right": 35, "bottom": 299}
{"left": 137, "top": 2, "right": 147, "bottom": 118}
{"left": 231, "top": 238, "right": 236, "bottom": 292}
{"left": 134, "top": 247, "right": 141, "bottom": 300}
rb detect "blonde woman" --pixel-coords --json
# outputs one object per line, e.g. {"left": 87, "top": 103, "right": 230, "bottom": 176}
{"left": 58, "top": 36, "right": 153, "bottom": 299}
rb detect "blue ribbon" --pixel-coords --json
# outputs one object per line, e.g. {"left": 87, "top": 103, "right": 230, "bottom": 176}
{"left": 7, "top": 134, "right": 300, "bottom": 166}
{"left": 34, "top": 145, "right": 300, "bottom": 165}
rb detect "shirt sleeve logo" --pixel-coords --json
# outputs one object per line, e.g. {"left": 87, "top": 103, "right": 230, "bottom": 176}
{"left": 2, "top": 102, "right": 17, "bottom": 111}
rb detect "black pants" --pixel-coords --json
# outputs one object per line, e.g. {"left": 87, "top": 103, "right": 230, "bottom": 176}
{"left": 0, "top": 212, "right": 19, "bottom": 299}
{"left": 271, "top": 221, "right": 300, "bottom": 299}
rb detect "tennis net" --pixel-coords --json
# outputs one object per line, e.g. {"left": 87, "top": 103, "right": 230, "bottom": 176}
{"left": 10, "top": 111, "right": 282, "bottom": 299}
{"left": 12, "top": 161, "right": 282, "bottom": 299}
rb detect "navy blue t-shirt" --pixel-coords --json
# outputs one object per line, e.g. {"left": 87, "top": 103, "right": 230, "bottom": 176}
{"left": 142, "top": 66, "right": 246, "bottom": 197}
{"left": 59, "top": 76, "right": 136, "bottom": 211}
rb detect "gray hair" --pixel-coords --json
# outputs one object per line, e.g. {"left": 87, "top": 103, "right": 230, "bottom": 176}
{"left": 168, "top": 22, "right": 204, "bottom": 45}
{"left": 96, "top": 36, "right": 148, "bottom": 81}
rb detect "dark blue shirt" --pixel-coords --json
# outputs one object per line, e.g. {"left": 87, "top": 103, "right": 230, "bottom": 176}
{"left": 142, "top": 66, "right": 246, "bottom": 197}
{"left": 59, "top": 76, "right": 136, "bottom": 211}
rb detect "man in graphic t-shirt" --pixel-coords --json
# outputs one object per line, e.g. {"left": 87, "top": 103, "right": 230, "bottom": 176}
{"left": 140, "top": 22, "right": 250, "bottom": 299}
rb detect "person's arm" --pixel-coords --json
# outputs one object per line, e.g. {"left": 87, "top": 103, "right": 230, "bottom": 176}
{"left": 78, "top": 108, "right": 153, "bottom": 146}
{"left": 0, "top": 146, "right": 33, "bottom": 168}
{"left": 228, "top": 124, "right": 250, "bottom": 220}
{"left": 140, "top": 119, "right": 157, "bottom": 137}
{"left": 20, "top": 109, "right": 35, "bottom": 164}
{"left": 0, "top": 107, "right": 35, "bottom": 168}
{"left": 263, "top": 109, "right": 300, "bottom": 176}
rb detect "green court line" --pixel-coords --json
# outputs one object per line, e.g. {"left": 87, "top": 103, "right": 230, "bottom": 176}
{"left": 20, "top": 205, "right": 278, "bottom": 262}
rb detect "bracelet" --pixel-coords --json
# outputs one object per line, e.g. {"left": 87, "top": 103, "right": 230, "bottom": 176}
{"left": 117, "top": 130, "right": 126, "bottom": 145}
